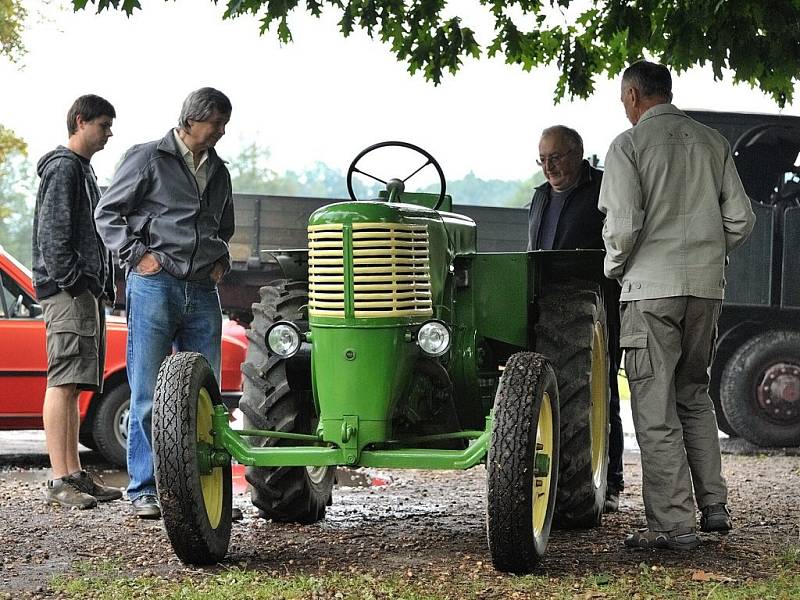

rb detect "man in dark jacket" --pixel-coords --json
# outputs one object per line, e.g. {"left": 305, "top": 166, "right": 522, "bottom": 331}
{"left": 528, "top": 125, "right": 624, "bottom": 512}
{"left": 96, "top": 87, "right": 235, "bottom": 518}
{"left": 33, "top": 94, "right": 122, "bottom": 509}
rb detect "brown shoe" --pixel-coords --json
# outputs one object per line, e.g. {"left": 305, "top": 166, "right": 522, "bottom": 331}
{"left": 68, "top": 470, "right": 123, "bottom": 502}
{"left": 45, "top": 477, "right": 97, "bottom": 509}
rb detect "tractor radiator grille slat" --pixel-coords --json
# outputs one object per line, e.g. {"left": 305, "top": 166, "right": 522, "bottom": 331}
{"left": 308, "top": 222, "right": 433, "bottom": 318}
{"left": 308, "top": 224, "right": 346, "bottom": 317}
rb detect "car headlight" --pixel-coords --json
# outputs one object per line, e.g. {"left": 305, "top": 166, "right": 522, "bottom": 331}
{"left": 417, "top": 320, "right": 451, "bottom": 357}
{"left": 266, "top": 321, "right": 302, "bottom": 358}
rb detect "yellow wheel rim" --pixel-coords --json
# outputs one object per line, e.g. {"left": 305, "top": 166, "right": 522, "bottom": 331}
{"left": 590, "top": 320, "right": 609, "bottom": 489}
{"left": 532, "top": 391, "right": 554, "bottom": 536}
{"left": 197, "top": 387, "right": 223, "bottom": 529}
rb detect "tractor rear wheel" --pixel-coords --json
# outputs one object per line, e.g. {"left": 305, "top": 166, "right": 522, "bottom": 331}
{"left": 487, "top": 352, "right": 559, "bottom": 574}
{"left": 535, "top": 279, "right": 610, "bottom": 529}
{"left": 153, "top": 352, "right": 232, "bottom": 565}
{"left": 240, "top": 280, "right": 334, "bottom": 523}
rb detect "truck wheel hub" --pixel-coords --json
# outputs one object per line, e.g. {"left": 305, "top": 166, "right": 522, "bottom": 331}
{"left": 757, "top": 362, "right": 800, "bottom": 423}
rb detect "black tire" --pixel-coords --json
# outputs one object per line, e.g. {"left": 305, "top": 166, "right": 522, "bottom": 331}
{"left": 91, "top": 383, "right": 130, "bottom": 468}
{"left": 709, "top": 349, "right": 738, "bottom": 437}
{"left": 78, "top": 428, "right": 97, "bottom": 451}
{"left": 535, "top": 279, "right": 610, "bottom": 529}
{"left": 153, "top": 352, "right": 232, "bottom": 565}
{"left": 240, "top": 280, "right": 334, "bottom": 523}
{"left": 487, "top": 352, "right": 560, "bottom": 574}
{"left": 720, "top": 330, "right": 800, "bottom": 447}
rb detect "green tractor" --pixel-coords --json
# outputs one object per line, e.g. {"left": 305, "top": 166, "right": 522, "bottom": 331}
{"left": 152, "top": 142, "right": 611, "bottom": 573}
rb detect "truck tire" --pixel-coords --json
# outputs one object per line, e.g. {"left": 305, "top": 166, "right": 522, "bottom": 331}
{"left": 240, "top": 280, "right": 334, "bottom": 523}
{"left": 153, "top": 352, "right": 232, "bottom": 565}
{"left": 535, "top": 279, "right": 610, "bottom": 529}
{"left": 91, "top": 383, "right": 130, "bottom": 468}
{"left": 487, "top": 352, "right": 559, "bottom": 574}
{"left": 720, "top": 330, "right": 800, "bottom": 447}
{"left": 709, "top": 351, "right": 738, "bottom": 437}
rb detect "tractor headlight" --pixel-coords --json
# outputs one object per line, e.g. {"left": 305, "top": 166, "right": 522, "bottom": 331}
{"left": 417, "top": 320, "right": 451, "bottom": 357}
{"left": 266, "top": 321, "right": 302, "bottom": 358}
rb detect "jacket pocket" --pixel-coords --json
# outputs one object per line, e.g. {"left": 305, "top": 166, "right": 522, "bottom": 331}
{"left": 620, "top": 331, "right": 653, "bottom": 382}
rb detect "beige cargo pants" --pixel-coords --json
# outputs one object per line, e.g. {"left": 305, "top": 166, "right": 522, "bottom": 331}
{"left": 621, "top": 297, "right": 728, "bottom": 533}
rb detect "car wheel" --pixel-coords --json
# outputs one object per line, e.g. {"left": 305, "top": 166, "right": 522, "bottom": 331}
{"left": 92, "top": 382, "right": 130, "bottom": 468}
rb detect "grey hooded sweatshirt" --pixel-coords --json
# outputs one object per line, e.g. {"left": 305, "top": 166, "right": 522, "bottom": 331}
{"left": 32, "top": 146, "right": 114, "bottom": 301}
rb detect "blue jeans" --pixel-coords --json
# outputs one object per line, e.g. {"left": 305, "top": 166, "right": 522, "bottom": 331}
{"left": 125, "top": 270, "right": 222, "bottom": 500}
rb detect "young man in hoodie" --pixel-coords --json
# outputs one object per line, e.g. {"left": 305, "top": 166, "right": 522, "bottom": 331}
{"left": 33, "top": 94, "right": 122, "bottom": 509}
{"left": 96, "top": 87, "right": 235, "bottom": 519}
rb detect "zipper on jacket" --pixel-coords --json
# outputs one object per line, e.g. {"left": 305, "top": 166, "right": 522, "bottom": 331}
{"left": 176, "top": 157, "right": 202, "bottom": 279}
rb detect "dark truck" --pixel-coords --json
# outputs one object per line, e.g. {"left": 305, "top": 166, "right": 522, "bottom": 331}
{"left": 194, "top": 109, "right": 799, "bottom": 448}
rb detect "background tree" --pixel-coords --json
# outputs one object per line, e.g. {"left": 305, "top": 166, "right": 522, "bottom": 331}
{"left": 74, "top": 1, "right": 800, "bottom": 107}
{"left": 0, "top": 148, "right": 35, "bottom": 266}
{"left": 0, "top": 1, "right": 34, "bottom": 265}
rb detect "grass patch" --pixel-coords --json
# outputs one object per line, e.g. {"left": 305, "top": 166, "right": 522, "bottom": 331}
{"left": 51, "top": 549, "right": 800, "bottom": 600}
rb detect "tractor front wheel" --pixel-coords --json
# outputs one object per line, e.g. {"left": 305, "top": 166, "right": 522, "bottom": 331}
{"left": 487, "top": 352, "right": 560, "bottom": 574}
{"left": 153, "top": 352, "right": 232, "bottom": 565}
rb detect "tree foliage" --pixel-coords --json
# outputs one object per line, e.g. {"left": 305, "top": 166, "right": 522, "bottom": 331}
{"left": 0, "top": 148, "right": 35, "bottom": 267}
{"left": 0, "top": 0, "right": 26, "bottom": 62}
{"left": 73, "top": 0, "right": 800, "bottom": 107}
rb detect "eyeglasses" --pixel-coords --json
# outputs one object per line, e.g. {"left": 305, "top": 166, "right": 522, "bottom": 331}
{"left": 536, "top": 149, "right": 573, "bottom": 167}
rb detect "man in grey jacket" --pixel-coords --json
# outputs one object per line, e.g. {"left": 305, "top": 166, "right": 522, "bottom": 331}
{"left": 96, "top": 88, "right": 235, "bottom": 518}
{"left": 599, "top": 61, "right": 755, "bottom": 550}
{"left": 34, "top": 94, "right": 122, "bottom": 509}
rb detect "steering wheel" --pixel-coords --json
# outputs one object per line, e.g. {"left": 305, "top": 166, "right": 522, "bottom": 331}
{"left": 346, "top": 141, "right": 447, "bottom": 210}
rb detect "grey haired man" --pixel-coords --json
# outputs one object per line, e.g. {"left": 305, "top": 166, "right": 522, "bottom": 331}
{"left": 96, "top": 87, "right": 235, "bottom": 519}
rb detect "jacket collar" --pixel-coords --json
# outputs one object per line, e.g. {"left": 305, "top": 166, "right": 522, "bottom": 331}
{"left": 637, "top": 103, "right": 687, "bottom": 125}
{"left": 156, "top": 128, "right": 221, "bottom": 166}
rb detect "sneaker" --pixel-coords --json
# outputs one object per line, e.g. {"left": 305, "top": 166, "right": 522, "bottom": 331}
{"left": 624, "top": 527, "right": 700, "bottom": 551}
{"left": 700, "top": 503, "right": 732, "bottom": 534}
{"left": 131, "top": 494, "right": 161, "bottom": 519}
{"left": 604, "top": 489, "right": 620, "bottom": 513}
{"left": 45, "top": 477, "right": 97, "bottom": 510}
{"left": 68, "top": 470, "right": 123, "bottom": 502}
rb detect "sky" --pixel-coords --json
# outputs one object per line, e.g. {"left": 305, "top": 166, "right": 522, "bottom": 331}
{"left": 1, "top": 0, "right": 799, "bottom": 189}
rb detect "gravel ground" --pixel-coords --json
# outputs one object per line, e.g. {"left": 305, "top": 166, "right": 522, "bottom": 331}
{"left": 1, "top": 439, "right": 799, "bottom": 599}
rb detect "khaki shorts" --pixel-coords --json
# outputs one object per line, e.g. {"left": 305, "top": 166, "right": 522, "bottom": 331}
{"left": 40, "top": 290, "right": 106, "bottom": 392}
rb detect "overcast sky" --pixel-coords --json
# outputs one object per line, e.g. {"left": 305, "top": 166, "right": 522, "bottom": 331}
{"left": 1, "top": 0, "right": 798, "bottom": 187}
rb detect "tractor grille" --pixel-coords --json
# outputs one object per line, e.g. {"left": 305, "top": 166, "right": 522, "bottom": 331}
{"left": 308, "top": 224, "right": 345, "bottom": 317}
{"left": 308, "top": 222, "right": 433, "bottom": 318}
{"left": 351, "top": 223, "right": 432, "bottom": 317}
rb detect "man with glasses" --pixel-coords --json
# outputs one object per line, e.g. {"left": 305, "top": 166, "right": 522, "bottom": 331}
{"left": 527, "top": 125, "right": 625, "bottom": 514}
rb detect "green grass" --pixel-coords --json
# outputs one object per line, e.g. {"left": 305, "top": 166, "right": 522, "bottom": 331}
{"left": 50, "top": 548, "right": 800, "bottom": 600}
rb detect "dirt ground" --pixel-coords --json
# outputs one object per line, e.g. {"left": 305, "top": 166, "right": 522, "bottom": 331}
{"left": 1, "top": 440, "right": 799, "bottom": 599}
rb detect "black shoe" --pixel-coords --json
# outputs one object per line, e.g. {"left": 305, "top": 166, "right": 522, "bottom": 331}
{"left": 131, "top": 494, "right": 161, "bottom": 519}
{"left": 700, "top": 503, "right": 732, "bottom": 534}
{"left": 624, "top": 527, "right": 700, "bottom": 551}
{"left": 68, "top": 470, "right": 123, "bottom": 502}
{"left": 604, "top": 490, "right": 620, "bottom": 513}
{"left": 232, "top": 507, "right": 244, "bottom": 522}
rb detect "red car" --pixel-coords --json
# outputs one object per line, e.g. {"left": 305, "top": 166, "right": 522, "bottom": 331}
{"left": 0, "top": 247, "right": 247, "bottom": 467}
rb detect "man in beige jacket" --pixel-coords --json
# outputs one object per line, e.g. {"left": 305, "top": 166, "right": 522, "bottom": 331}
{"left": 599, "top": 60, "right": 755, "bottom": 550}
